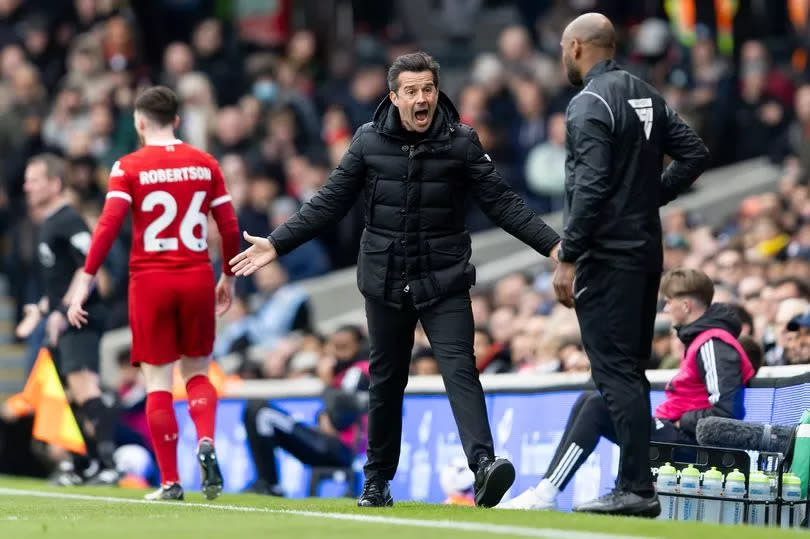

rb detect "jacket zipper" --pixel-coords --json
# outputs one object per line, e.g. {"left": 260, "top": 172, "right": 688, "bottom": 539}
{"left": 403, "top": 145, "right": 415, "bottom": 293}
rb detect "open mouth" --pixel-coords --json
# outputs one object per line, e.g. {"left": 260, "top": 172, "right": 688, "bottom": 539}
{"left": 415, "top": 109, "right": 429, "bottom": 122}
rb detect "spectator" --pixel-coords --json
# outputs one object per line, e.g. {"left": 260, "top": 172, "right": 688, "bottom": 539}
{"left": 652, "top": 316, "right": 677, "bottom": 369}
{"left": 270, "top": 196, "right": 331, "bottom": 282}
{"left": 176, "top": 72, "right": 216, "bottom": 152}
{"left": 786, "top": 311, "right": 810, "bottom": 364}
{"left": 191, "top": 18, "right": 245, "bottom": 106}
{"left": 767, "top": 299, "right": 810, "bottom": 365}
{"left": 714, "top": 247, "right": 745, "bottom": 288}
{"left": 524, "top": 111, "right": 566, "bottom": 212}
{"left": 214, "top": 262, "right": 311, "bottom": 357}
{"left": 492, "top": 273, "right": 529, "bottom": 310}
{"left": 161, "top": 42, "right": 195, "bottom": 89}
{"left": 412, "top": 348, "right": 439, "bottom": 375}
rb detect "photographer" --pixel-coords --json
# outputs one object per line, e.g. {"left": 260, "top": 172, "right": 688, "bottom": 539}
{"left": 243, "top": 326, "right": 369, "bottom": 495}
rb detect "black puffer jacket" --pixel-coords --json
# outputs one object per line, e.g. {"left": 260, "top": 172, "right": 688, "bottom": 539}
{"left": 269, "top": 91, "right": 560, "bottom": 308}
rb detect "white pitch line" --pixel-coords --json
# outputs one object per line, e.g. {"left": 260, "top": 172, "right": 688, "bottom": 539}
{"left": 0, "top": 487, "right": 655, "bottom": 539}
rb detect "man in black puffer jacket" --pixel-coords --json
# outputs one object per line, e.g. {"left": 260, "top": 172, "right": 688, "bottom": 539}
{"left": 231, "top": 52, "right": 561, "bottom": 508}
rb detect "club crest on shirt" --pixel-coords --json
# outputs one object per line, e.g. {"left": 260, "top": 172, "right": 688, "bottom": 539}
{"left": 70, "top": 231, "right": 92, "bottom": 255}
{"left": 38, "top": 242, "right": 55, "bottom": 268}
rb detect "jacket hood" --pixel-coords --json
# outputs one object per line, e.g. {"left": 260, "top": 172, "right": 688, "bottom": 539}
{"left": 372, "top": 90, "right": 459, "bottom": 139}
{"left": 676, "top": 302, "right": 742, "bottom": 346}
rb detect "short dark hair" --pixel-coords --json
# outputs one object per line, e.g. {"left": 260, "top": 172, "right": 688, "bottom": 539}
{"left": 728, "top": 303, "right": 754, "bottom": 334}
{"left": 334, "top": 324, "right": 364, "bottom": 343}
{"left": 772, "top": 277, "right": 810, "bottom": 300}
{"left": 134, "top": 86, "right": 179, "bottom": 126}
{"left": 29, "top": 153, "right": 67, "bottom": 189}
{"left": 661, "top": 268, "right": 715, "bottom": 307}
{"left": 387, "top": 52, "right": 440, "bottom": 92}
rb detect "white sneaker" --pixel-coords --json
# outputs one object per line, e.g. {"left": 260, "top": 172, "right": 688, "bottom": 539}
{"left": 496, "top": 487, "right": 557, "bottom": 510}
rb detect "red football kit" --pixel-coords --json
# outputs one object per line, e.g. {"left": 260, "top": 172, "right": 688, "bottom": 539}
{"left": 84, "top": 140, "right": 240, "bottom": 365}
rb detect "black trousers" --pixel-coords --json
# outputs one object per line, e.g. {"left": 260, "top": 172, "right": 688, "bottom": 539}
{"left": 573, "top": 263, "right": 661, "bottom": 495}
{"left": 363, "top": 292, "right": 494, "bottom": 481}
{"left": 543, "top": 391, "right": 696, "bottom": 492}
{"left": 244, "top": 400, "right": 354, "bottom": 486}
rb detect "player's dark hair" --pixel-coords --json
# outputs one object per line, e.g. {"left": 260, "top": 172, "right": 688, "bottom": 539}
{"left": 387, "top": 51, "right": 439, "bottom": 92}
{"left": 29, "top": 153, "right": 67, "bottom": 190}
{"left": 134, "top": 85, "right": 179, "bottom": 126}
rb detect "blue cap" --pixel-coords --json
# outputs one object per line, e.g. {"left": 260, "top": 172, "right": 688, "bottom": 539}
{"left": 787, "top": 310, "right": 810, "bottom": 332}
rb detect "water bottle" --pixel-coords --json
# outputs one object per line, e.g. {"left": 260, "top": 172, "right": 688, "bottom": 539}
{"left": 678, "top": 465, "right": 700, "bottom": 521}
{"left": 781, "top": 473, "right": 804, "bottom": 528}
{"left": 699, "top": 467, "right": 723, "bottom": 523}
{"left": 748, "top": 471, "right": 773, "bottom": 526}
{"left": 655, "top": 462, "right": 678, "bottom": 520}
{"left": 721, "top": 468, "right": 746, "bottom": 525}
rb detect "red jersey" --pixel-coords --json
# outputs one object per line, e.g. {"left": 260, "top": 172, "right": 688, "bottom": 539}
{"left": 84, "top": 140, "right": 241, "bottom": 277}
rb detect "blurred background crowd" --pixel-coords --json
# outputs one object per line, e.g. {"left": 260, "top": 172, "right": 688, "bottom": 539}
{"left": 0, "top": 0, "right": 809, "bottom": 391}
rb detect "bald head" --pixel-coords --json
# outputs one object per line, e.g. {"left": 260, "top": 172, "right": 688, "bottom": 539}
{"left": 564, "top": 13, "right": 616, "bottom": 49}
{"left": 561, "top": 13, "right": 616, "bottom": 87}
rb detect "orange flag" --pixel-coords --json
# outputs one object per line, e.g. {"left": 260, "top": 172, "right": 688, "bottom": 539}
{"left": 9, "top": 348, "right": 86, "bottom": 455}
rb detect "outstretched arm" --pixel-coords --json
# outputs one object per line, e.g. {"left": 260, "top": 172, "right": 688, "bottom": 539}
{"left": 267, "top": 129, "right": 366, "bottom": 256}
{"left": 466, "top": 129, "right": 560, "bottom": 257}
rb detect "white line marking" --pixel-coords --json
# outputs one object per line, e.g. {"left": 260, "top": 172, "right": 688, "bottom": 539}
{"left": 0, "top": 487, "right": 653, "bottom": 539}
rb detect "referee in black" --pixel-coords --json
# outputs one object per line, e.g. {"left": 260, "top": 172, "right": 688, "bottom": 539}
{"left": 551, "top": 13, "right": 710, "bottom": 516}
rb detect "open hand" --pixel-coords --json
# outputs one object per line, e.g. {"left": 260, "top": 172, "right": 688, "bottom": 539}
{"left": 229, "top": 231, "right": 278, "bottom": 277}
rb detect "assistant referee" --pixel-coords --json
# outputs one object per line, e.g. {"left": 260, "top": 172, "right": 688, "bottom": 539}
{"left": 551, "top": 13, "right": 710, "bottom": 516}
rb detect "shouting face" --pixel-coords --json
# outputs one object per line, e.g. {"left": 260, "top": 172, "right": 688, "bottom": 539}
{"left": 391, "top": 70, "right": 438, "bottom": 133}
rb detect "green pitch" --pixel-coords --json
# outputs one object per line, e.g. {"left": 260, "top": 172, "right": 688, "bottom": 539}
{"left": 0, "top": 475, "right": 804, "bottom": 539}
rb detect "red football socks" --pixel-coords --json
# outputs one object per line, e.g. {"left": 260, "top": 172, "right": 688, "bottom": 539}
{"left": 186, "top": 375, "right": 218, "bottom": 443}
{"left": 146, "top": 391, "right": 179, "bottom": 485}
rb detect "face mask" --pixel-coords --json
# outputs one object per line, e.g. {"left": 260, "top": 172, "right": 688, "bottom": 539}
{"left": 253, "top": 80, "right": 278, "bottom": 104}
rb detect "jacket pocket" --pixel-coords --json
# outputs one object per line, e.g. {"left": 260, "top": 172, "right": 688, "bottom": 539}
{"left": 427, "top": 233, "right": 469, "bottom": 268}
{"left": 356, "top": 231, "right": 394, "bottom": 299}
{"left": 425, "top": 233, "right": 473, "bottom": 297}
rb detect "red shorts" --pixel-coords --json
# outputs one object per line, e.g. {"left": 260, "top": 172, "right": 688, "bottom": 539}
{"left": 128, "top": 266, "right": 215, "bottom": 365}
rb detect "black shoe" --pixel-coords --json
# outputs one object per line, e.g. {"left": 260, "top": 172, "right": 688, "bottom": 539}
{"left": 145, "top": 482, "right": 185, "bottom": 501}
{"left": 357, "top": 479, "right": 393, "bottom": 507}
{"left": 474, "top": 456, "right": 516, "bottom": 508}
{"left": 573, "top": 490, "right": 660, "bottom": 518}
{"left": 246, "top": 479, "right": 284, "bottom": 497}
{"left": 198, "top": 439, "right": 223, "bottom": 500}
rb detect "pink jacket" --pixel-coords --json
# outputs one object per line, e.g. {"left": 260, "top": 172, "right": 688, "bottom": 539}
{"left": 654, "top": 304, "right": 755, "bottom": 434}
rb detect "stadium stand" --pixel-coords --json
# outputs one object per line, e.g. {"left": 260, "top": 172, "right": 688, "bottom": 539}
{"left": 0, "top": 1, "right": 808, "bottom": 442}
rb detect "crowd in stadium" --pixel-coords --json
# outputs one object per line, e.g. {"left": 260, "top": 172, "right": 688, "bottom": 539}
{"left": 0, "top": 0, "right": 808, "bottom": 391}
